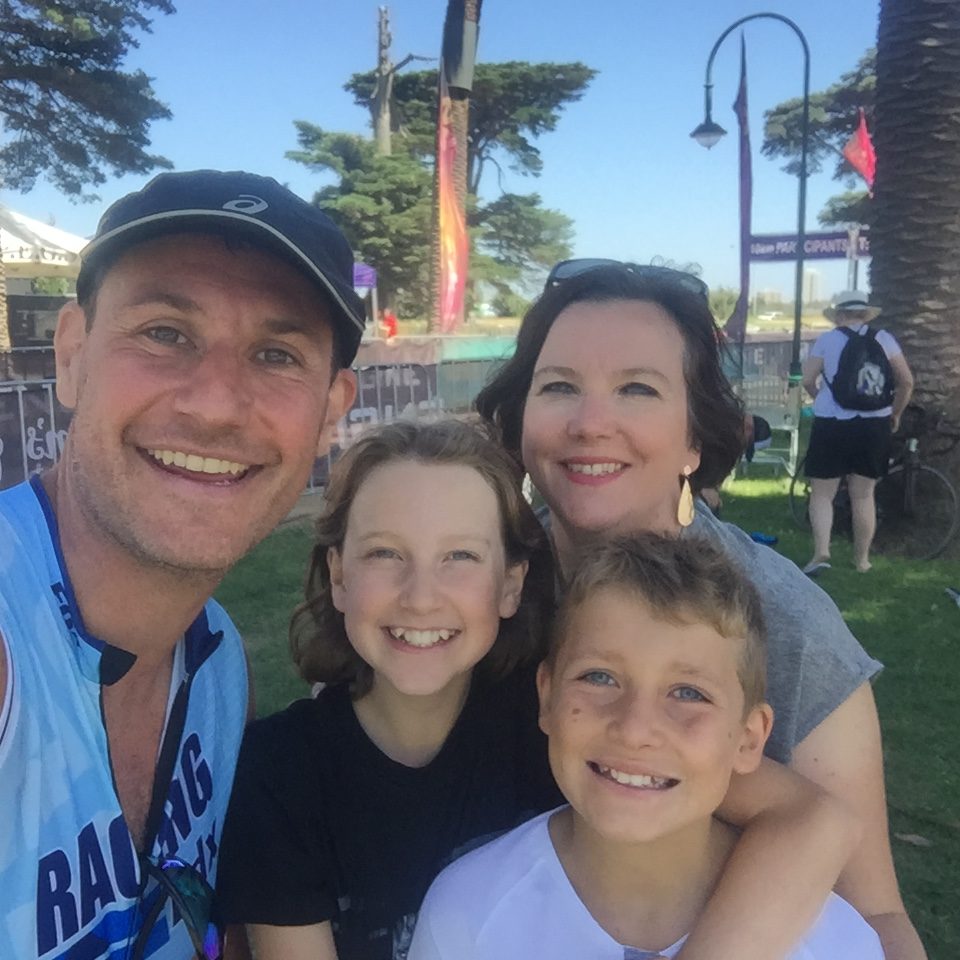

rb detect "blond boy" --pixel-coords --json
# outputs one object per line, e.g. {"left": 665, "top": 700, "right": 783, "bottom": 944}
{"left": 409, "top": 534, "right": 882, "bottom": 960}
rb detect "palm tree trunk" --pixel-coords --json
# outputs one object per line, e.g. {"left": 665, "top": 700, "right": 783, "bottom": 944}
{"left": 871, "top": 0, "right": 960, "bottom": 471}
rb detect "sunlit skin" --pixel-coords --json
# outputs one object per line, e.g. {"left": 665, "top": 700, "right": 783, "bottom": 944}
{"left": 520, "top": 300, "right": 701, "bottom": 567}
{"left": 51, "top": 233, "right": 356, "bottom": 580}
{"left": 538, "top": 587, "right": 771, "bottom": 851}
{"left": 328, "top": 460, "right": 526, "bottom": 708}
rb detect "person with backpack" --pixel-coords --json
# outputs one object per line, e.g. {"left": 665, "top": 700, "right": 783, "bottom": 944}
{"left": 801, "top": 290, "right": 914, "bottom": 575}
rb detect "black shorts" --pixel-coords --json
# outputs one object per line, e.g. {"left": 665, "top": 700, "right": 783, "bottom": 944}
{"left": 804, "top": 416, "right": 892, "bottom": 480}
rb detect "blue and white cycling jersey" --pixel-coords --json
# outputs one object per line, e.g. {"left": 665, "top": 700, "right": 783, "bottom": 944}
{"left": 0, "top": 477, "right": 248, "bottom": 959}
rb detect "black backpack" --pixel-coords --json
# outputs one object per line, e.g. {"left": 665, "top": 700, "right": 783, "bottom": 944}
{"left": 825, "top": 326, "right": 895, "bottom": 411}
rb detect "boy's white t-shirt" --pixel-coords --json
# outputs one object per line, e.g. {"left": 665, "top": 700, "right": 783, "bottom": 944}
{"left": 408, "top": 808, "right": 884, "bottom": 960}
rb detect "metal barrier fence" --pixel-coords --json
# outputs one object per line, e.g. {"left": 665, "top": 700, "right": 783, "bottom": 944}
{"left": 0, "top": 348, "right": 502, "bottom": 492}
{"left": 727, "top": 335, "right": 814, "bottom": 476}
{"left": 0, "top": 337, "right": 812, "bottom": 492}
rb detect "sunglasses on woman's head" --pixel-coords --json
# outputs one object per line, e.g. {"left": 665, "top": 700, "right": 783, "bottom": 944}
{"left": 545, "top": 258, "right": 710, "bottom": 302}
{"left": 132, "top": 857, "right": 223, "bottom": 960}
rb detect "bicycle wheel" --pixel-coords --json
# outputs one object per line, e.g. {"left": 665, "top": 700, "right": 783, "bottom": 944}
{"left": 789, "top": 457, "right": 811, "bottom": 528}
{"left": 873, "top": 464, "right": 960, "bottom": 561}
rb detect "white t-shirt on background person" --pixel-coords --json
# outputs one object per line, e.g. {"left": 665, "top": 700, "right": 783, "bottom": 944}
{"left": 810, "top": 324, "right": 902, "bottom": 419}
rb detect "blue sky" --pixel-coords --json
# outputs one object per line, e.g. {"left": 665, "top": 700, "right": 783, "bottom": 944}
{"left": 3, "top": 0, "right": 879, "bottom": 299}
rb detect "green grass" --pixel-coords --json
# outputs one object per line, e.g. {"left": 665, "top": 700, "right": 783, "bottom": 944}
{"left": 215, "top": 523, "right": 318, "bottom": 714}
{"left": 216, "top": 476, "right": 960, "bottom": 957}
{"left": 720, "top": 471, "right": 960, "bottom": 956}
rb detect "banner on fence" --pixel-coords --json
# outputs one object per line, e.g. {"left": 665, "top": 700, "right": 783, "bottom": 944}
{"left": 0, "top": 385, "right": 70, "bottom": 489}
{"left": 0, "top": 364, "right": 454, "bottom": 492}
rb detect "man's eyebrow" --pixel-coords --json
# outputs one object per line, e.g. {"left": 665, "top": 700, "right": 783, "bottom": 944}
{"left": 127, "top": 291, "right": 201, "bottom": 313}
{"left": 262, "top": 316, "right": 322, "bottom": 339}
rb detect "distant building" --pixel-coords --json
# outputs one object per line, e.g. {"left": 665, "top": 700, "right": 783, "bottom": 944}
{"left": 756, "top": 288, "right": 784, "bottom": 304}
{"left": 803, "top": 268, "right": 821, "bottom": 306}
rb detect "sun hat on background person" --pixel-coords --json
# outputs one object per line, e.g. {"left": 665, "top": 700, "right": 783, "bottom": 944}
{"left": 823, "top": 290, "right": 882, "bottom": 324}
{"left": 76, "top": 169, "right": 367, "bottom": 367}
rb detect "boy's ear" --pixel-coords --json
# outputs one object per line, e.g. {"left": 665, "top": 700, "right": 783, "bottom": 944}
{"left": 733, "top": 702, "right": 774, "bottom": 775}
{"left": 498, "top": 559, "right": 528, "bottom": 619}
{"left": 535, "top": 660, "right": 553, "bottom": 736}
{"left": 54, "top": 301, "right": 88, "bottom": 410}
{"left": 327, "top": 547, "right": 347, "bottom": 613}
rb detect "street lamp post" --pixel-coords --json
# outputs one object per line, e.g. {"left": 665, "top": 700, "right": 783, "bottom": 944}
{"left": 691, "top": 12, "right": 810, "bottom": 383}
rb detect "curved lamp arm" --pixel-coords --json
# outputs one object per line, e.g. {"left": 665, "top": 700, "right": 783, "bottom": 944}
{"left": 691, "top": 12, "right": 811, "bottom": 379}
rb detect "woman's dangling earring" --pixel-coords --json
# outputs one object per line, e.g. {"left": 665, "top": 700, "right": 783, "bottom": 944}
{"left": 677, "top": 465, "right": 695, "bottom": 528}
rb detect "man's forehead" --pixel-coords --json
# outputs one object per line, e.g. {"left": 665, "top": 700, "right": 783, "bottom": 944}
{"left": 103, "top": 233, "right": 336, "bottom": 314}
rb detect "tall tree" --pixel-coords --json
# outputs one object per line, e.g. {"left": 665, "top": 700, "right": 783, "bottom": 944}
{"left": 0, "top": 1, "right": 174, "bottom": 196}
{"left": 288, "top": 123, "right": 573, "bottom": 317}
{"left": 469, "top": 191, "right": 573, "bottom": 309}
{"left": 345, "top": 61, "right": 597, "bottom": 195}
{"left": 871, "top": 0, "right": 960, "bottom": 460}
{"left": 763, "top": 51, "right": 875, "bottom": 225}
{"left": 287, "top": 122, "right": 433, "bottom": 314}
{"left": 335, "top": 59, "right": 593, "bottom": 316}
{"left": 0, "top": 0, "right": 174, "bottom": 350}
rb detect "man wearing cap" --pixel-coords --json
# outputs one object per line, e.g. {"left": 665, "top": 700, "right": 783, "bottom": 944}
{"left": 801, "top": 290, "right": 914, "bottom": 575}
{"left": 0, "top": 171, "right": 361, "bottom": 959}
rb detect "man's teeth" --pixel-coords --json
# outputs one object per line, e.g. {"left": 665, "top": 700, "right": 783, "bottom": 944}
{"left": 595, "top": 764, "right": 675, "bottom": 789}
{"left": 147, "top": 449, "right": 248, "bottom": 476}
{"left": 388, "top": 627, "right": 455, "bottom": 648}
{"left": 566, "top": 462, "right": 624, "bottom": 476}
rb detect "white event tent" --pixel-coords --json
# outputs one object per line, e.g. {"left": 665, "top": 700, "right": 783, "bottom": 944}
{"left": 0, "top": 205, "right": 85, "bottom": 278}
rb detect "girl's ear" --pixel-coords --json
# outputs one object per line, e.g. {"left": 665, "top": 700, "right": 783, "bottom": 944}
{"left": 327, "top": 547, "right": 347, "bottom": 613}
{"left": 733, "top": 702, "right": 774, "bottom": 775}
{"left": 535, "top": 660, "right": 553, "bottom": 736}
{"left": 498, "top": 558, "right": 528, "bottom": 619}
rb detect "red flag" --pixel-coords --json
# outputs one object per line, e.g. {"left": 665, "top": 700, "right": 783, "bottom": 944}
{"left": 436, "top": 71, "right": 468, "bottom": 333}
{"left": 724, "top": 33, "right": 751, "bottom": 347}
{"left": 843, "top": 108, "right": 876, "bottom": 192}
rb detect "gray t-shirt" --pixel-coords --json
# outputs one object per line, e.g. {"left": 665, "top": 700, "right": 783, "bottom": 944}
{"left": 684, "top": 501, "right": 882, "bottom": 763}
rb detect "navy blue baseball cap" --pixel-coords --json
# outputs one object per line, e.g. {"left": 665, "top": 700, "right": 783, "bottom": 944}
{"left": 77, "top": 170, "right": 367, "bottom": 365}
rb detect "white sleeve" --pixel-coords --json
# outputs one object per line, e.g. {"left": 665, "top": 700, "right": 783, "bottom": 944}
{"left": 791, "top": 894, "right": 885, "bottom": 959}
{"left": 809, "top": 330, "right": 831, "bottom": 359}
{"left": 407, "top": 887, "right": 462, "bottom": 960}
{"left": 876, "top": 328, "right": 903, "bottom": 359}
{"left": 407, "top": 912, "right": 444, "bottom": 960}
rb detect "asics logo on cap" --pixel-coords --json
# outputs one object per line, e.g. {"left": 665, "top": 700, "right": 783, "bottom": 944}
{"left": 222, "top": 195, "right": 268, "bottom": 214}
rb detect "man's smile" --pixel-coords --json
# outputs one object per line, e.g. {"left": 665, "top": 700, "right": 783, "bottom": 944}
{"left": 144, "top": 449, "right": 250, "bottom": 479}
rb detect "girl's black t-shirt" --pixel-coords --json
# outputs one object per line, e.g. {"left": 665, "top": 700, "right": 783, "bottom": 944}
{"left": 217, "top": 665, "right": 560, "bottom": 960}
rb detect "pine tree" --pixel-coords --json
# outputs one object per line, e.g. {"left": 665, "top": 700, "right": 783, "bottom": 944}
{"left": 1, "top": 1, "right": 174, "bottom": 350}
{"left": 0, "top": 1, "right": 174, "bottom": 196}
